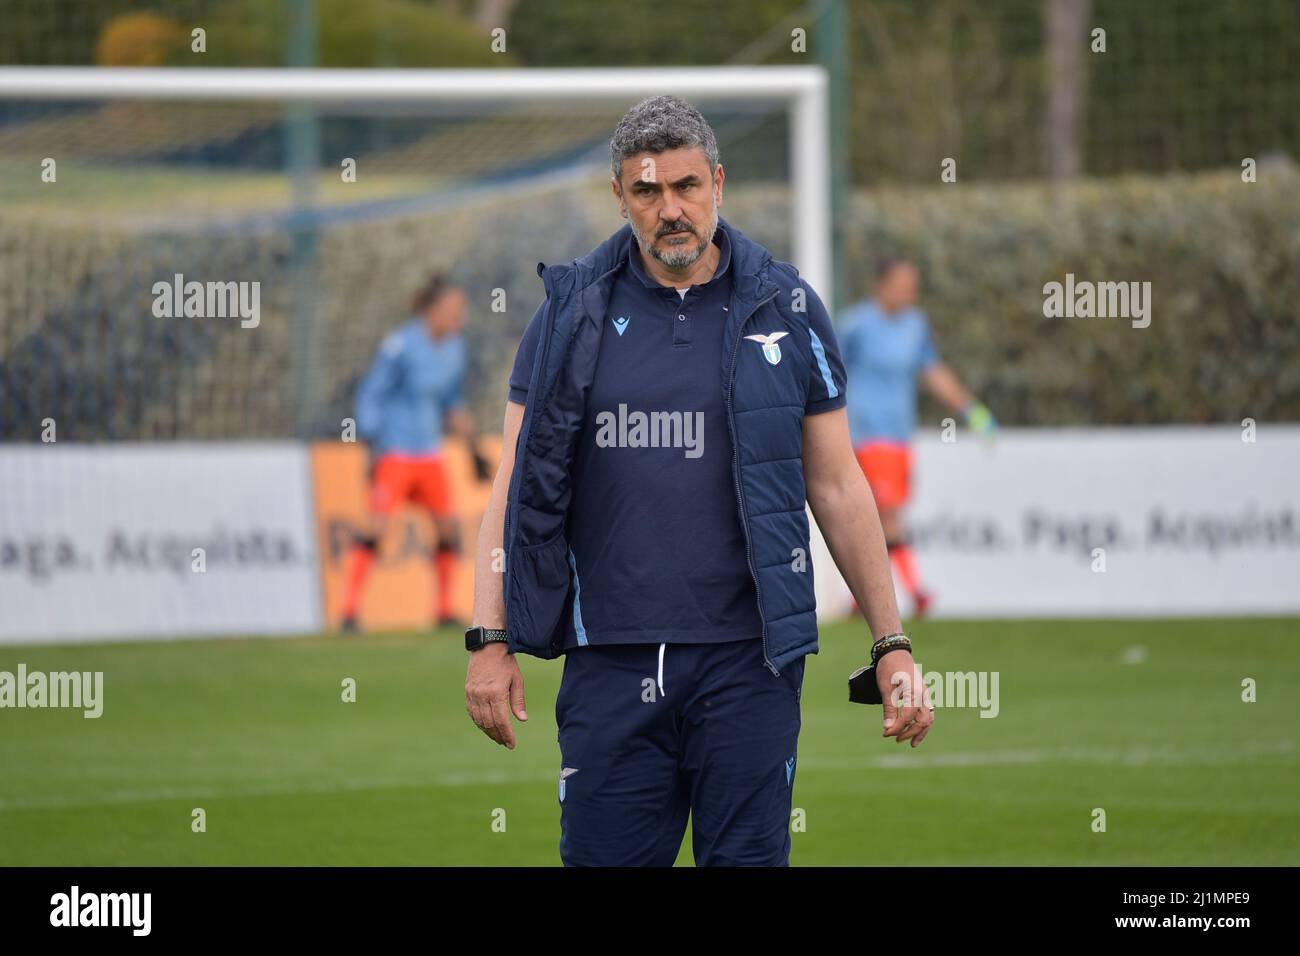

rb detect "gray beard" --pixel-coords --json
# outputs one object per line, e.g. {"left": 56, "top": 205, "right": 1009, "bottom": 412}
{"left": 632, "top": 208, "right": 719, "bottom": 270}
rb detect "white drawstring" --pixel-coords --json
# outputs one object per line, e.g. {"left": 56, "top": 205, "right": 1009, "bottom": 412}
{"left": 657, "top": 642, "right": 666, "bottom": 698}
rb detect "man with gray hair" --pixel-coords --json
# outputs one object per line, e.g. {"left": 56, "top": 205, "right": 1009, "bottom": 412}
{"left": 464, "top": 95, "right": 931, "bottom": 866}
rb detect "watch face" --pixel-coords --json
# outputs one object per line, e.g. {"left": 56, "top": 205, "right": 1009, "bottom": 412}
{"left": 466, "top": 627, "right": 506, "bottom": 650}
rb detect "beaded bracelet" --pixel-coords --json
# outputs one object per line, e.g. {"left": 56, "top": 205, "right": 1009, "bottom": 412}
{"left": 871, "top": 632, "right": 912, "bottom": 665}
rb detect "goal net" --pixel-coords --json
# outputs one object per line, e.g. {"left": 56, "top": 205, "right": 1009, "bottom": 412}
{"left": 0, "top": 67, "right": 829, "bottom": 443}
{"left": 0, "top": 66, "right": 847, "bottom": 640}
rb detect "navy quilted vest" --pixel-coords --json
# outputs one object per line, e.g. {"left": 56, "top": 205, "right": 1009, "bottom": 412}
{"left": 503, "top": 217, "right": 821, "bottom": 674}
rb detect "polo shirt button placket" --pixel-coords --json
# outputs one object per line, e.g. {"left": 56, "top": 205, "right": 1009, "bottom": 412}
{"left": 674, "top": 307, "right": 691, "bottom": 347}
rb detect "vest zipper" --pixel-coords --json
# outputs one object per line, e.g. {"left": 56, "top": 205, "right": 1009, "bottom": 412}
{"left": 726, "top": 288, "right": 781, "bottom": 676}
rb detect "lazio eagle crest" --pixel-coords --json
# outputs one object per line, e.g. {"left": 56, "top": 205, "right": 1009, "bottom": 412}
{"left": 744, "top": 331, "right": 790, "bottom": 366}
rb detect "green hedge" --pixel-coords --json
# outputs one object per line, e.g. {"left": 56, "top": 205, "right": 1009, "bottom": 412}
{"left": 4, "top": 168, "right": 1296, "bottom": 442}
{"left": 841, "top": 164, "right": 1300, "bottom": 425}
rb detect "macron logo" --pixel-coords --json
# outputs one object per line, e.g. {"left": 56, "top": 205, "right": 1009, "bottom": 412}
{"left": 612, "top": 315, "right": 630, "bottom": 336}
{"left": 50, "top": 886, "right": 151, "bottom": 937}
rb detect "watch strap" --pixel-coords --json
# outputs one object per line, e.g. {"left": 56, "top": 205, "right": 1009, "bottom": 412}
{"left": 465, "top": 626, "right": 510, "bottom": 651}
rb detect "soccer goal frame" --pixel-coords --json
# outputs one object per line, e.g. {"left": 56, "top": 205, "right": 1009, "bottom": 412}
{"left": 0, "top": 65, "right": 832, "bottom": 297}
{"left": 0, "top": 64, "right": 849, "bottom": 620}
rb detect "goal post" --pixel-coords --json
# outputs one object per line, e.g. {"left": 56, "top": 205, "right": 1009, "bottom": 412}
{"left": 0, "top": 66, "right": 831, "bottom": 298}
{"left": 0, "top": 64, "right": 853, "bottom": 622}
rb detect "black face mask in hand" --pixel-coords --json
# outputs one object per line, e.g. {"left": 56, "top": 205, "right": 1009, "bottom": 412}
{"left": 848, "top": 663, "right": 883, "bottom": 705}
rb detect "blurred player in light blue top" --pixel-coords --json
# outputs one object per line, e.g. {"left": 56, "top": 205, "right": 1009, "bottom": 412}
{"left": 838, "top": 258, "right": 996, "bottom": 616}
{"left": 356, "top": 305, "right": 469, "bottom": 459}
{"left": 340, "top": 274, "right": 492, "bottom": 633}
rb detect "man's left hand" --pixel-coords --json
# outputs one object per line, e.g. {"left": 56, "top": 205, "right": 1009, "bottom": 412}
{"left": 877, "top": 651, "right": 934, "bottom": 747}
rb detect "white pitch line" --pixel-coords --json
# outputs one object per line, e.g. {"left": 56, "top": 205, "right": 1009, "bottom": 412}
{"left": 840, "top": 738, "right": 1295, "bottom": 770}
{"left": 0, "top": 741, "right": 1292, "bottom": 813}
{"left": 0, "top": 770, "right": 554, "bottom": 813}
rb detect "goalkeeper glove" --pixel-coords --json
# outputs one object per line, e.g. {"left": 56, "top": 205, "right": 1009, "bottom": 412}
{"left": 963, "top": 401, "right": 997, "bottom": 439}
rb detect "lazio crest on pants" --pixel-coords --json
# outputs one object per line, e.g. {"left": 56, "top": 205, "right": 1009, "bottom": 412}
{"left": 745, "top": 331, "right": 789, "bottom": 366}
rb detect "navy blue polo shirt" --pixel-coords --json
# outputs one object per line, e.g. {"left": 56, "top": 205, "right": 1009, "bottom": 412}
{"left": 509, "top": 228, "right": 778, "bottom": 647}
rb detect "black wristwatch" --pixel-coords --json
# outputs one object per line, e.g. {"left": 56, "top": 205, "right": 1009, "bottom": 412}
{"left": 465, "top": 626, "right": 510, "bottom": 652}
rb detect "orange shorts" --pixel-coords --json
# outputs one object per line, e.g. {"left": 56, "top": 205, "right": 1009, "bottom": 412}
{"left": 369, "top": 452, "right": 452, "bottom": 517}
{"left": 854, "top": 442, "right": 912, "bottom": 509}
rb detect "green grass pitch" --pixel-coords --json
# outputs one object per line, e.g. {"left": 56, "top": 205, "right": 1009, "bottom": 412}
{"left": 1, "top": 619, "right": 1296, "bottom": 866}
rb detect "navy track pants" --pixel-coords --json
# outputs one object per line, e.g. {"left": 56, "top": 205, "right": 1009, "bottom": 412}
{"left": 555, "top": 637, "right": 805, "bottom": 867}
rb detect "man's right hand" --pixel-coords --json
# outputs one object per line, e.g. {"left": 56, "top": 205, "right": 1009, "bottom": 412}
{"left": 465, "top": 641, "right": 528, "bottom": 749}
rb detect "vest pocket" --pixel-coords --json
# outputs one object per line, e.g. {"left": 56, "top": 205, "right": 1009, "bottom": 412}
{"left": 505, "top": 528, "right": 571, "bottom": 657}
